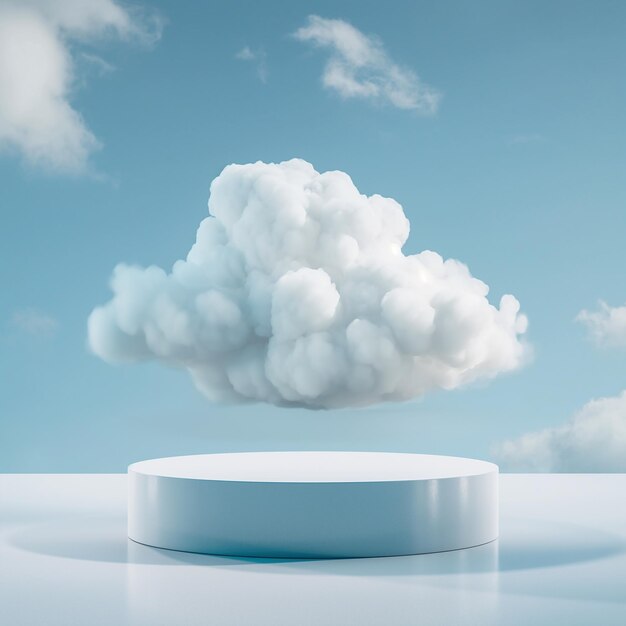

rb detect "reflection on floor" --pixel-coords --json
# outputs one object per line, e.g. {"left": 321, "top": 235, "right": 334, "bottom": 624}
{"left": 1, "top": 474, "right": 625, "bottom": 625}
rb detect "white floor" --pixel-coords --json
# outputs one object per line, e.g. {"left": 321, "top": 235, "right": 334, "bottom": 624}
{"left": 1, "top": 474, "right": 625, "bottom": 625}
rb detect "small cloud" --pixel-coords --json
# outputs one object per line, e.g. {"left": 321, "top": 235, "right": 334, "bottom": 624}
{"left": 493, "top": 390, "right": 626, "bottom": 472}
{"left": 235, "top": 46, "right": 255, "bottom": 61}
{"left": 0, "top": 0, "right": 163, "bottom": 175}
{"left": 80, "top": 52, "right": 116, "bottom": 75}
{"left": 508, "top": 133, "right": 545, "bottom": 145}
{"left": 12, "top": 308, "right": 58, "bottom": 337}
{"left": 576, "top": 301, "right": 626, "bottom": 349}
{"left": 293, "top": 15, "right": 440, "bottom": 114}
{"left": 235, "top": 46, "right": 268, "bottom": 83}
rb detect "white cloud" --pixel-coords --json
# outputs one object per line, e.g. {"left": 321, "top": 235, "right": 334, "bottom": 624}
{"left": 494, "top": 391, "right": 626, "bottom": 472}
{"left": 0, "top": 0, "right": 162, "bottom": 173}
{"left": 235, "top": 46, "right": 268, "bottom": 83}
{"left": 80, "top": 52, "right": 116, "bottom": 75}
{"left": 293, "top": 15, "right": 440, "bottom": 113}
{"left": 88, "top": 159, "right": 528, "bottom": 409}
{"left": 12, "top": 307, "right": 58, "bottom": 336}
{"left": 235, "top": 46, "right": 255, "bottom": 61}
{"left": 577, "top": 301, "right": 626, "bottom": 349}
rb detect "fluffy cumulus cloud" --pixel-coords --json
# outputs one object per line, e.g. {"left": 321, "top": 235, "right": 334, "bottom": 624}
{"left": 494, "top": 391, "right": 626, "bottom": 472}
{"left": 293, "top": 15, "right": 440, "bottom": 114}
{"left": 577, "top": 301, "right": 626, "bottom": 349}
{"left": 0, "top": 0, "right": 161, "bottom": 173}
{"left": 89, "top": 159, "right": 528, "bottom": 408}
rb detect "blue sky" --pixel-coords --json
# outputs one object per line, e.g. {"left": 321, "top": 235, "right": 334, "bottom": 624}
{"left": 1, "top": 0, "right": 625, "bottom": 471}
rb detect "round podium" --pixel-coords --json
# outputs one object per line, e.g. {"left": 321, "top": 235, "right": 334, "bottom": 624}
{"left": 128, "top": 451, "right": 498, "bottom": 558}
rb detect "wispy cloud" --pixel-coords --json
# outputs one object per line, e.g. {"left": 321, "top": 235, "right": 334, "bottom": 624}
{"left": 80, "top": 52, "right": 116, "bottom": 75}
{"left": 0, "top": 0, "right": 163, "bottom": 175}
{"left": 235, "top": 46, "right": 268, "bottom": 83}
{"left": 577, "top": 300, "right": 626, "bottom": 349}
{"left": 293, "top": 15, "right": 440, "bottom": 114}
{"left": 12, "top": 307, "right": 58, "bottom": 337}
{"left": 493, "top": 390, "right": 626, "bottom": 472}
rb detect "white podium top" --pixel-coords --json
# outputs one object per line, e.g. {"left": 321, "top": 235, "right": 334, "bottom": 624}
{"left": 129, "top": 451, "right": 497, "bottom": 483}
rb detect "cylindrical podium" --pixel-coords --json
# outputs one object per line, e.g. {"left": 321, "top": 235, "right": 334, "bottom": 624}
{"left": 128, "top": 451, "right": 498, "bottom": 558}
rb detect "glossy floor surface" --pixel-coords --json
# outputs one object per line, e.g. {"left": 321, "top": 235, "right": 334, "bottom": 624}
{"left": 1, "top": 474, "right": 625, "bottom": 625}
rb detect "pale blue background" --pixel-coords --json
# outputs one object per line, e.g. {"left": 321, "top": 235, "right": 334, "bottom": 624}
{"left": 1, "top": 0, "right": 625, "bottom": 471}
